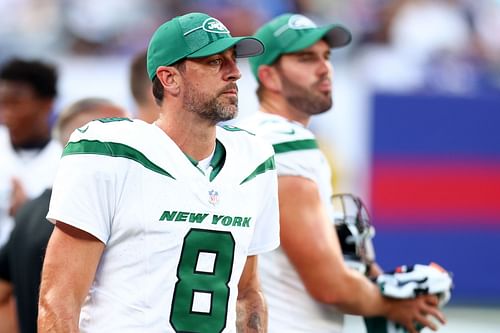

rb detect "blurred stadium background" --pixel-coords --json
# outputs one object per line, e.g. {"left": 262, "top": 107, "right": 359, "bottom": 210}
{"left": 1, "top": 0, "right": 499, "bottom": 331}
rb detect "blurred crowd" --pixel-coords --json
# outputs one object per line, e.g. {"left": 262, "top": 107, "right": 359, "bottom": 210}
{"left": 0, "top": 0, "right": 499, "bottom": 96}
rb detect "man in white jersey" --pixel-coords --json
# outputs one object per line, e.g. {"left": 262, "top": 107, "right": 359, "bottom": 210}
{"left": 38, "top": 12, "right": 280, "bottom": 333}
{"left": 239, "top": 13, "right": 445, "bottom": 333}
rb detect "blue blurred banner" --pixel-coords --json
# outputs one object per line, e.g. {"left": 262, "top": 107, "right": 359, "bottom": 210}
{"left": 370, "top": 93, "right": 500, "bottom": 304}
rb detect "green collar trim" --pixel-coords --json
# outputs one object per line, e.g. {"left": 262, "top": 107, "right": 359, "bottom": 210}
{"left": 184, "top": 139, "right": 226, "bottom": 181}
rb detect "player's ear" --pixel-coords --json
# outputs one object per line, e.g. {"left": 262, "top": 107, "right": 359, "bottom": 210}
{"left": 258, "top": 65, "right": 282, "bottom": 93}
{"left": 156, "top": 66, "right": 181, "bottom": 97}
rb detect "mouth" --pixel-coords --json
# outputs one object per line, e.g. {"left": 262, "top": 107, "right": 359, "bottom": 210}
{"left": 221, "top": 89, "right": 238, "bottom": 96}
{"left": 219, "top": 82, "right": 239, "bottom": 96}
{"left": 316, "top": 79, "right": 331, "bottom": 92}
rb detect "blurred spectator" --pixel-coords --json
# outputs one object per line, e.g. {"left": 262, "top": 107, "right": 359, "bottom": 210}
{"left": 351, "top": 0, "right": 500, "bottom": 95}
{"left": 61, "top": 0, "right": 172, "bottom": 55}
{"left": 0, "top": 0, "right": 62, "bottom": 60}
{"left": 0, "top": 97, "right": 127, "bottom": 333}
{"left": 129, "top": 51, "right": 160, "bottom": 123}
{"left": 0, "top": 58, "right": 61, "bottom": 247}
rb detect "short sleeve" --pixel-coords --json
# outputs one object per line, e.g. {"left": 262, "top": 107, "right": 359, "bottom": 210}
{"left": 47, "top": 154, "right": 116, "bottom": 244}
{"left": 247, "top": 160, "right": 280, "bottom": 255}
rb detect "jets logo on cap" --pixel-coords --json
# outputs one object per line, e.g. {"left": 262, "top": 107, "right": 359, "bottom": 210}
{"left": 288, "top": 14, "right": 317, "bottom": 29}
{"left": 203, "top": 18, "right": 230, "bottom": 34}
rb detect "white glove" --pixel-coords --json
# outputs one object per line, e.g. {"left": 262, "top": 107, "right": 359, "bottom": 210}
{"left": 376, "top": 262, "right": 453, "bottom": 307}
{"left": 364, "top": 263, "right": 453, "bottom": 333}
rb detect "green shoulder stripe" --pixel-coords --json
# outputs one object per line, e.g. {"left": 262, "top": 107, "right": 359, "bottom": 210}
{"left": 240, "top": 155, "right": 275, "bottom": 185}
{"left": 272, "top": 139, "right": 318, "bottom": 154}
{"left": 221, "top": 124, "right": 255, "bottom": 135}
{"left": 63, "top": 139, "right": 175, "bottom": 179}
{"left": 96, "top": 117, "right": 132, "bottom": 123}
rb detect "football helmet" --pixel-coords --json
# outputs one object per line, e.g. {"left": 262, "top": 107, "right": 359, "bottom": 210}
{"left": 332, "top": 193, "right": 376, "bottom": 272}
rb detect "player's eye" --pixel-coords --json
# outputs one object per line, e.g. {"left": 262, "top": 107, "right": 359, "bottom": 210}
{"left": 208, "top": 58, "right": 223, "bottom": 66}
{"left": 297, "top": 54, "right": 316, "bottom": 62}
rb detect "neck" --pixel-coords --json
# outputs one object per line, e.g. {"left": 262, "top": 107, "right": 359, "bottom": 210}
{"left": 155, "top": 107, "right": 216, "bottom": 161}
{"left": 260, "top": 91, "right": 311, "bottom": 126}
{"left": 13, "top": 135, "right": 51, "bottom": 151}
{"left": 137, "top": 104, "right": 160, "bottom": 124}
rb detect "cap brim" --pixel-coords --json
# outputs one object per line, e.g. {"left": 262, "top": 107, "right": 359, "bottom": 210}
{"left": 286, "top": 24, "right": 352, "bottom": 53}
{"left": 188, "top": 36, "right": 264, "bottom": 59}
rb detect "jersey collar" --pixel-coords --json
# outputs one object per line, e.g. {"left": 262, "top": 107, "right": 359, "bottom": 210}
{"left": 184, "top": 139, "right": 226, "bottom": 181}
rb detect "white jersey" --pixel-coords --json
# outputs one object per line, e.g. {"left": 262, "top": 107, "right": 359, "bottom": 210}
{"left": 0, "top": 127, "right": 61, "bottom": 245}
{"left": 238, "top": 112, "right": 342, "bottom": 333}
{"left": 47, "top": 118, "right": 280, "bottom": 333}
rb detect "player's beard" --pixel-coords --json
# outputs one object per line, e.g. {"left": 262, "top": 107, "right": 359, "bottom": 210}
{"left": 183, "top": 80, "right": 238, "bottom": 124}
{"left": 279, "top": 72, "right": 332, "bottom": 115}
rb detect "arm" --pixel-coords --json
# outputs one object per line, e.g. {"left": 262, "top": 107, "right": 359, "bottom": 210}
{"left": 0, "top": 279, "right": 12, "bottom": 306}
{"left": 236, "top": 255, "right": 267, "bottom": 333}
{"left": 0, "top": 280, "right": 18, "bottom": 333}
{"left": 38, "top": 222, "right": 105, "bottom": 333}
{"left": 278, "top": 176, "right": 444, "bottom": 333}
{"left": 367, "top": 262, "right": 384, "bottom": 279}
{"left": 0, "top": 233, "right": 18, "bottom": 333}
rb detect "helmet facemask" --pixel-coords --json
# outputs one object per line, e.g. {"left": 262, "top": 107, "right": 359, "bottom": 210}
{"left": 332, "top": 193, "right": 376, "bottom": 273}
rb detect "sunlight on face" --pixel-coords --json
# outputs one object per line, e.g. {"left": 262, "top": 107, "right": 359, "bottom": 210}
{"left": 181, "top": 49, "right": 241, "bottom": 124}
{"left": 183, "top": 78, "right": 239, "bottom": 123}
{"left": 276, "top": 40, "right": 333, "bottom": 115}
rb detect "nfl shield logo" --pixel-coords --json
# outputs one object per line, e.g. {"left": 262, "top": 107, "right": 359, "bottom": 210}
{"left": 208, "top": 189, "right": 219, "bottom": 206}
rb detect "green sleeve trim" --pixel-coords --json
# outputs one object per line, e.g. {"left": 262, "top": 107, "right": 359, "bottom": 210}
{"left": 63, "top": 139, "right": 175, "bottom": 179}
{"left": 240, "top": 155, "right": 276, "bottom": 185}
{"left": 272, "top": 139, "right": 318, "bottom": 154}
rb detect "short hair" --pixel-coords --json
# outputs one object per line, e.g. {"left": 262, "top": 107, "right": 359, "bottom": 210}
{"left": 0, "top": 58, "right": 58, "bottom": 98}
{"left": 151, "top": 60, "right": 186, "bottom": 107}
{"left": 129, "top": 51, "right": 151, "bottom": 105}
{"left": 152, "top": 76, "right": 164, "bottom": 106}
{"left": 53, "top": 98, "right": 122, "bottom": 144}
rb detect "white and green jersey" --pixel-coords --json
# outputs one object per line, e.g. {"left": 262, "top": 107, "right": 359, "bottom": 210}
{"left": 0, "top": 134, "right": 61, "bottom": 246}
{"left": 47, "top": 118, "right": 279, "bottom": 333}
{"left": 238, "top": 112, "right": 342, "bottom": 333}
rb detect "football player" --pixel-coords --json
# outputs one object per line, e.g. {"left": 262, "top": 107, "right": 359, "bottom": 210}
{"left": 38, "top": 12, "right": 279, "bottom": 333}
{"left": 239, "top": 13, "right": 446, "bottom": 333}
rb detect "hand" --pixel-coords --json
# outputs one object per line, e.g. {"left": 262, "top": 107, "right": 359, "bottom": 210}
{"left": 387, "top": 294, "right": 446, "bottom": 333}
{"left": 367, "top": 262, "right": 383, "bottom": 279}
{"left": 8, "top": 177, "right": 27, "bottom": 217}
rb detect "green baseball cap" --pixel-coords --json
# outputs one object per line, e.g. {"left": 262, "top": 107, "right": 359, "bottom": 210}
{"left": 147, "top": 12, "right": 264, "bottom": 80}
{"left": 249, "top": 13, "right": 352, "bottom": 79}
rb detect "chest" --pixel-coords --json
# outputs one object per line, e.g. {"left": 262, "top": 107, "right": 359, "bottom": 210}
{"left": 109, "top": 166, "right": 262, "bottom": 252}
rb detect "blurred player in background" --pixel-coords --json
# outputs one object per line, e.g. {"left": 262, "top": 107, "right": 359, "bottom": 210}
{"left": 129, "top": 50, "right": 160, "bottom": 123}
{"left": 239, "top": 13, "right": 447, "bottom": 333}
{"left": 0, "top": 58, "right": 61, "bottom": 247}
{"left": 0, "top": 98, "right": 126, "bottom": 333}
{"left": 38, "top": 12, "right": 279, "bottom": 333}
